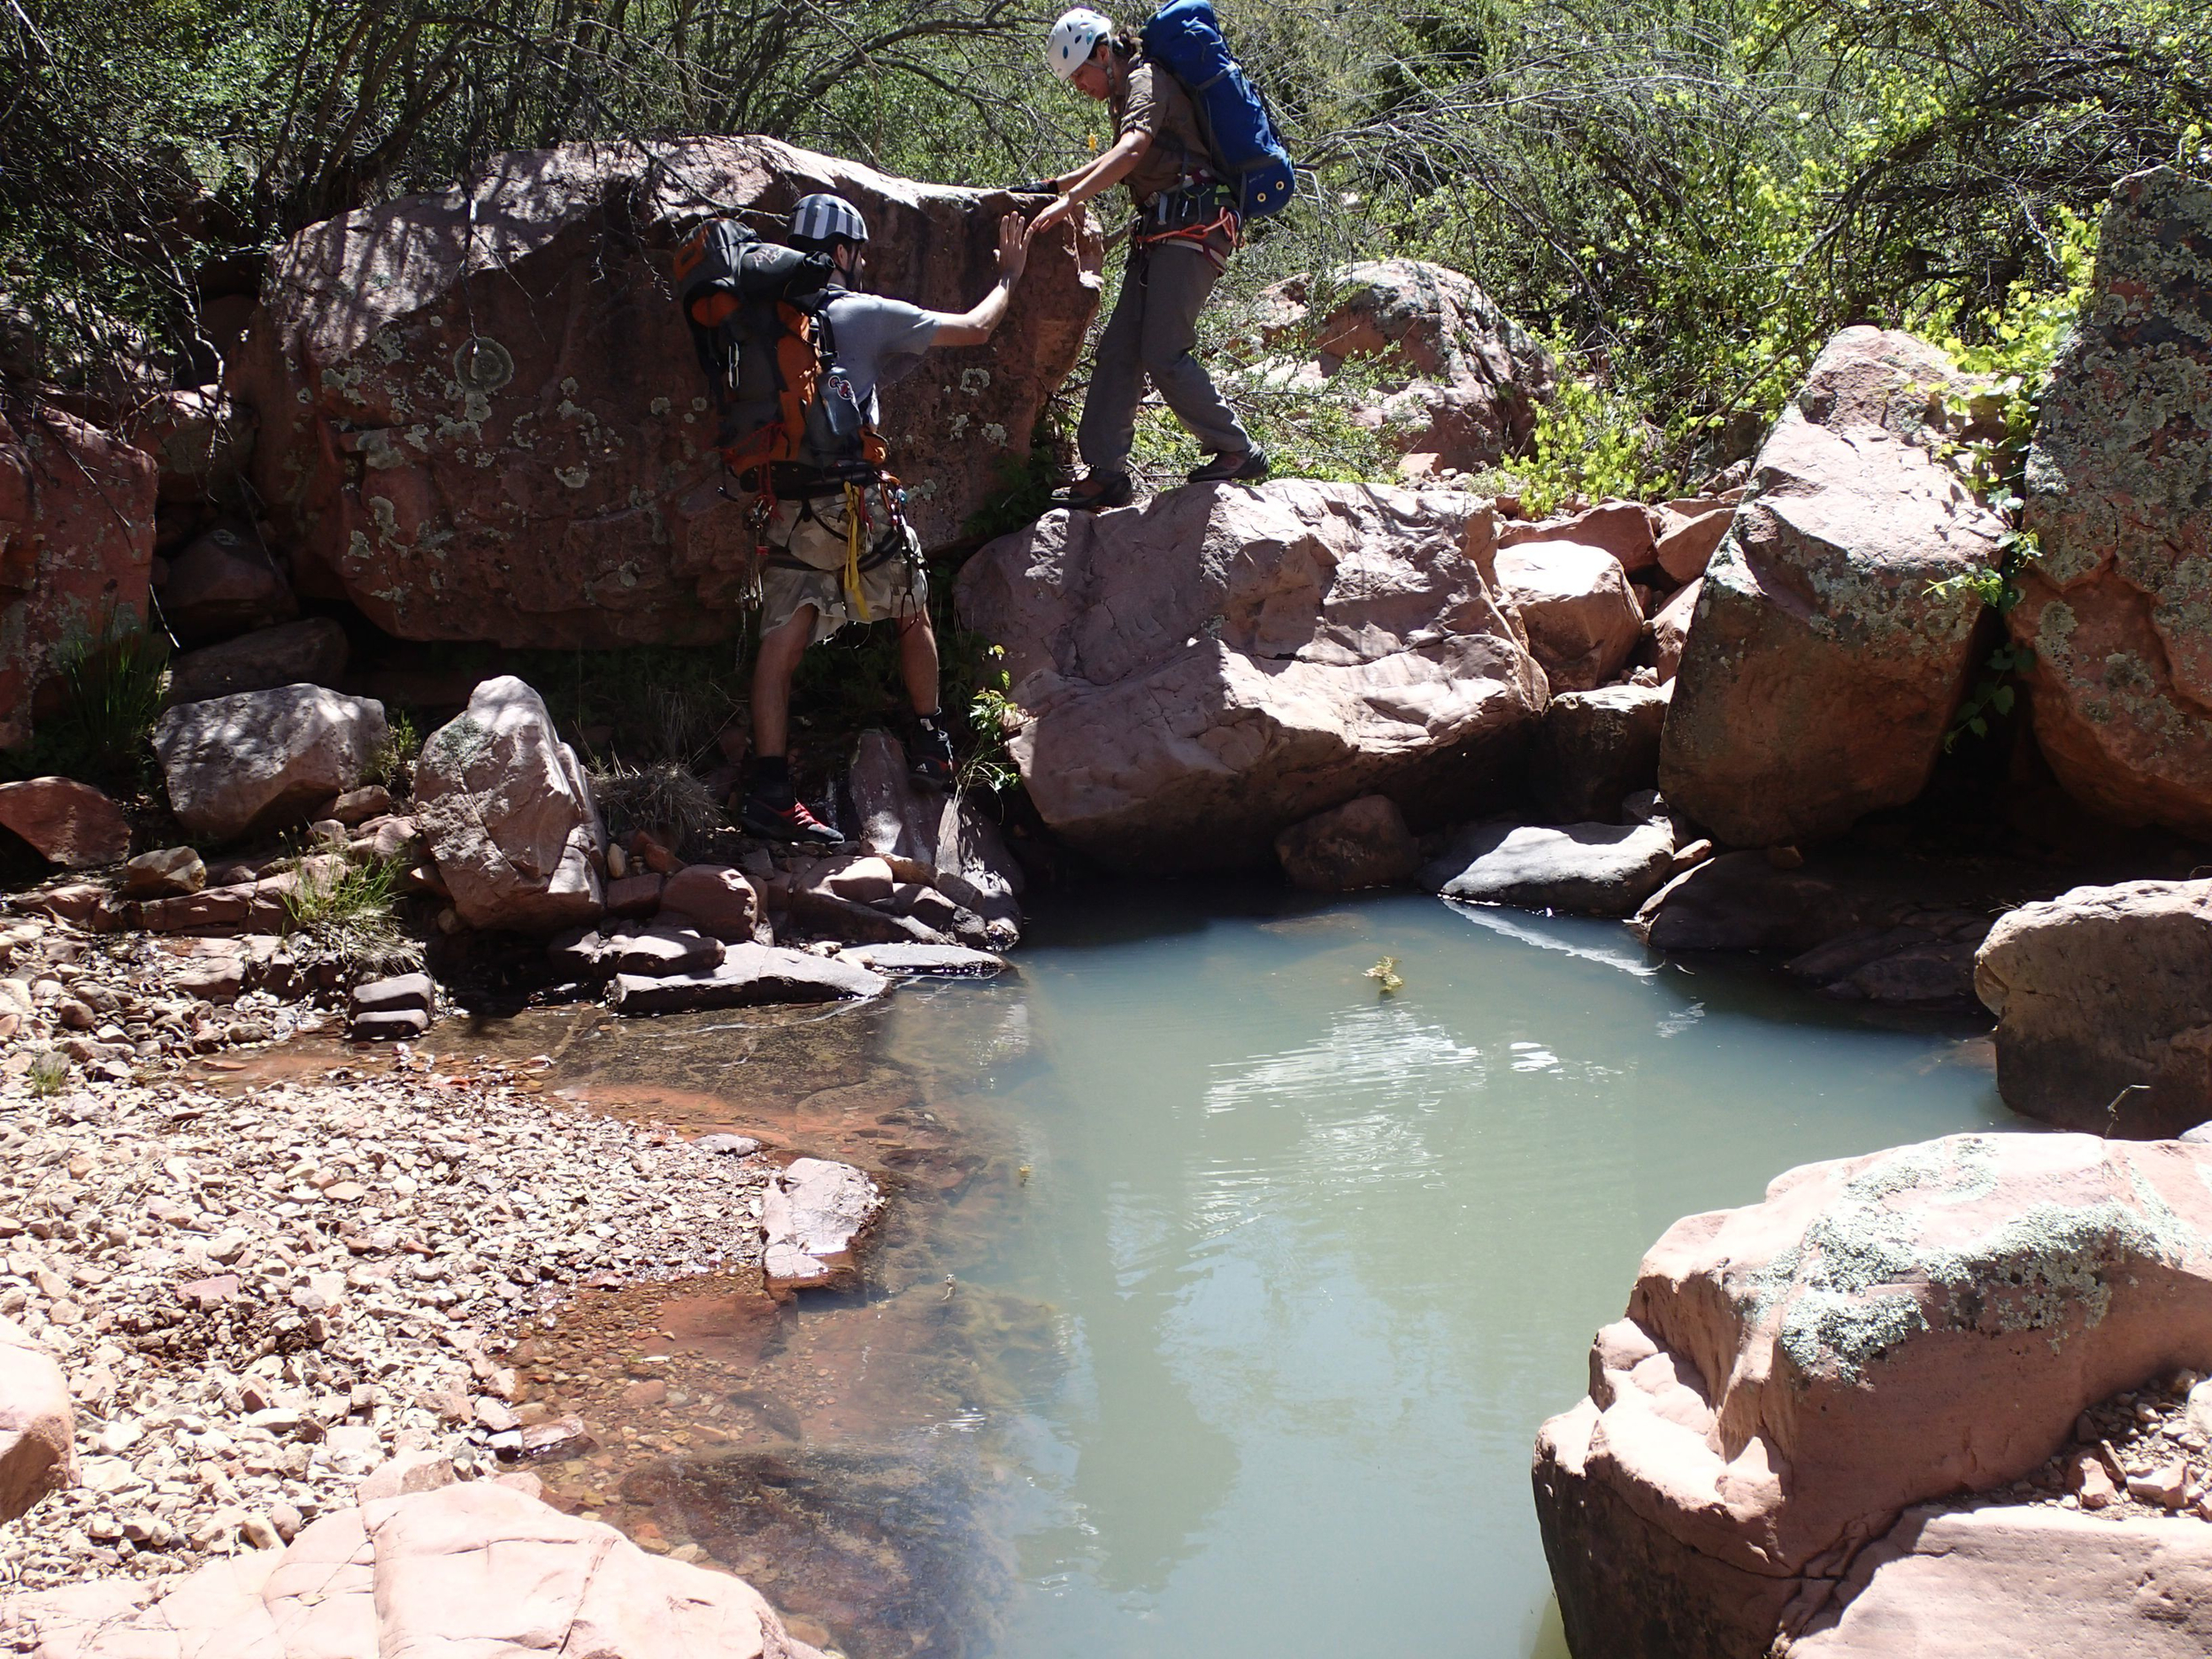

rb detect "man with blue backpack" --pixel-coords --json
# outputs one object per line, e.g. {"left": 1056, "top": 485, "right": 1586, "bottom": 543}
{"left": 1025, "top": 4, "right": 1295, "bottom": 511}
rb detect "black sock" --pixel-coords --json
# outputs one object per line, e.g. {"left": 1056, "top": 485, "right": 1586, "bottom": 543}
{"left": 748, "top": 753, "right": 794, "bottom": 806}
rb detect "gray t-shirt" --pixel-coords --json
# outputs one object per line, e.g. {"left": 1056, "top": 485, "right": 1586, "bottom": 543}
{"left": 803, "top": 289, "right": 940, "bottom": 465}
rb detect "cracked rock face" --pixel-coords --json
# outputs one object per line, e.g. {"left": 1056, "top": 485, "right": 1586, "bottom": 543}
{"left": 2016, "top": 167, "right": 2212, "bottom": 837}
{"left": 1658, "top": 326, "right": 2003, "bottom": 847}
{"left": 1532, "top": 1132, "right": 2212, "bottom": 1659}
{"left": 955, "top": 480, "right": 1548, "bottom": 872}
{"left": 232, "top": 136, "right": 1101, "bottom": 649}
{"left": 0, "top": 403, "right": 157, "bottom": 752}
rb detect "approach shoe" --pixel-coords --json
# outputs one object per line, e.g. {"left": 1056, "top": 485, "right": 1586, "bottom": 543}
{"left": 739, "top": 792, "right": 845, "bottom": 848}
{"left": 1048, "top": 471, "right": 1134, "bottom": 512}
{"left": 907, "top": 716, "right": 957, "bottom": 791}
{"left": 1187, "top": 449, "right": 1270, "bottom": 485}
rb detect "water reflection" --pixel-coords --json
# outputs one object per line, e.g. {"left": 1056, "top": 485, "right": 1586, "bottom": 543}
{"left": 454, "top": 884, "right": 2015, "bottom": 1659}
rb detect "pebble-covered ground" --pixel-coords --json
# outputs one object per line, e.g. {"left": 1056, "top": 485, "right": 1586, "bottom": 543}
{"left": 0, "top": 1053, "right": 776, "bottom": 1588}
{"left": 1970, "top": 1368, "right": 2212, "bottom": 1519}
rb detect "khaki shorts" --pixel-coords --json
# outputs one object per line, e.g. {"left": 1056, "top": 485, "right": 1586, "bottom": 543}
{"left": 757, "top": 488, "right": 928, "bottom": 645}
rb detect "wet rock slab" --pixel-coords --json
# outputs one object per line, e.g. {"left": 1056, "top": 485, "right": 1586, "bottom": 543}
{"left": 608, "top": 946, "right": 887, "bottom": 1015}
{"left": 1420, "top": 818, "right": 1676, "bottom": 917}
{"left": 762, "top": 1158, "right": 883, "bottom": 1291}
{"left": 838, "top": 944, "right": 1007, "bottom": 979}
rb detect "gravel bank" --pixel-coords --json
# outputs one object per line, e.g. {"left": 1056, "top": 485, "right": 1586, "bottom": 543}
{"left": 0, "top": 1052, "right": 774, "bottom": 1588}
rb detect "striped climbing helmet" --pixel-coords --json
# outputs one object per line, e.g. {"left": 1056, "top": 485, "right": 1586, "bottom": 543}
{"left": 788, "top": 194, "right": 869, "bottom": 252}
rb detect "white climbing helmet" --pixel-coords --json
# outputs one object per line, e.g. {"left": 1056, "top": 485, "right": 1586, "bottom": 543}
{"left": 1047, "top": 8, "right": 1113, "bottom": 80}
{"left": 788, "top": 193, "right": 869, "bottom": 250}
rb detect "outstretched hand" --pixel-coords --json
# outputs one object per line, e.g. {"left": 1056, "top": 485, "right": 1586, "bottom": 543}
{"left": 1028, "top": 194, "right": 1074, "bottom": 240}
{"left": 997, "top": 211, "right": 1034, "bottom": 280}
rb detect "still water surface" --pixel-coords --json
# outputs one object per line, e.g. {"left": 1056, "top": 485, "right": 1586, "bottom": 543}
{"left": 886, "top": 887, "right": 2016, "bottom": 1659}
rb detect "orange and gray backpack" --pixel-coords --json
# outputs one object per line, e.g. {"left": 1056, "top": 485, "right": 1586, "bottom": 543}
{"left": 672, "top": 218, "right": 839, "bottom": 476}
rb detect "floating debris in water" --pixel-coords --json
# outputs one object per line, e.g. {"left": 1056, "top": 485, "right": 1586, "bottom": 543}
{"left": 1365, "top": 956, "right": 1405, "bottom": 995}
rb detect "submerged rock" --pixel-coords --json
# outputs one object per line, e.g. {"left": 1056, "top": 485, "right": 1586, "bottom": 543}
{"left": 608, "top": 943, "right": 886, "bottom": 1014}
{"left": 762, "top": 1156, "right": 882, "bottom": 1290}
{"left": 413, "top": 675, "right": 604, "bottom": 932}
{"left": 233, "top": 137, "right": 1100, "bottom": 648}
{"left": 1421, "top": 818, "right": 1675, "bottom": 917}
{"left": 839, "top": 943, "right": 1007, "bottom": 978}
{"left": 1976, "top": 878, "right": 2212, "bottom": 1137}
{"left": 1533, "top": 1133, "right": 2212, "bottom": 1659}
{"left": 1659, "top": 327, "right": 2004, "bottom": 846}
{"left": 956, "top": 480, "right": 1547, "bottom": 872}
{"left": 2013, "top": 167, "right": 2212, "bottom": 837}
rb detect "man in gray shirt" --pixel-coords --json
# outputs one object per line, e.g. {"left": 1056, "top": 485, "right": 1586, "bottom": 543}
{"left": 739, "top": 194, "right": 1030, "bottom": 846}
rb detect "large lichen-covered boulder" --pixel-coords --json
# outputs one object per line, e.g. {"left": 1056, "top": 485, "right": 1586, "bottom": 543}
{"left": 0, "top": 402, "right": 156, "bottom": 751}
{"left": 1255, "top": 259, "right": 1555, "bottom": 472}
{"left": 2013, "top": 167, "right": 2212, "bottom": 836}
{"left": 232, "top": 137, "right": 1101, "bottom": 649}
{"left": 1976, "top": 878, "right": 2212, "bottom": 1137}
{"left": 955, "top": 480, "right": 1548, "bottom": 872}
{"left": 414, "top": 675, "right": 604, "bottom": 931}
{"left": 1533, "top": 1133, "right": 2212, "bottom": 1659}
{"left": 1658, "top": 328, "right": 2004, "bottom": 846}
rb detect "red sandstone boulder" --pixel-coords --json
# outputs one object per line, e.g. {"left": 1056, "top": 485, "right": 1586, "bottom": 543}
{"left": 0, "top": 1477, "right": 825, "bottom": 1657}
{"left": 232, "top": 137, "right": 1101, "bottom": 649}
{"left": 1500, "top": 500, "right": 1657, "bottom": 573}
{"left": 0, "top": 1317, "right": 71, "bottom": 1525}
{"left": 1657, "top": 327, "right": 2004, "bottom": 846}
{"left": 0, "top": 778, "right": 129, "bottom": 867}
{"left": 414, "top": 676, "right": 603, "bottom": 932}
{"left": 955, "top": 480, "right": 1548, "bottom": 872}
{"left": 2013, "top": 168, "right": 2212, "bottom": 837}
{"left": 156, "top": 521, "right": 296, "bottom": 645}
{"left": 1494, "top": 540, "right": 1643, "bottom": 692}
{"left": 1256, "top": 260, "right": 1555, "bottom": 472}
{"left": 1649, "top": 578, "right": 1700, "bottom": 682}
{"left": 154, "top": 684, "right": 387, "bottom": 841}
{"left": 1273, "top": 794, "right": 1421, "bottom": 891}
{"left": 658, "top": 863, "right": 763, "bottom": 941}
{"left": 1534, "top": 1132, "right": 2212, "bottom": 1658}
{"left": 1975, "top": 878, "right": 2212, "bottom": 1137}
{"left": 119, "top": 386, "right": 255, "bottom": 505}
{"left": 0, "top": 402, "right": 157, "bottom": 752}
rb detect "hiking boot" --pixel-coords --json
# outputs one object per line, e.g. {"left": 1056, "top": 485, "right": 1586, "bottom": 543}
{"left": 738, "top": 791, "right": 845, "bottom": 848}
{"left": 1049, "top": 471, "right": 1134, "bottom": 511}
{"left": 907, "top": 715, "right": 957, "bottom": 791}
{"left": 1187, "top": 449, "right": 1270, "bottom": 485}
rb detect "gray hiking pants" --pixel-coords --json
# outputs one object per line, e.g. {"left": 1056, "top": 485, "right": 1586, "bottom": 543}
{"left": 1078, "top": 240, "right": 1251, "bottom": 472}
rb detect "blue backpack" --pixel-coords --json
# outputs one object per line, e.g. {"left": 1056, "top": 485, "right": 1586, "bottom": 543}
{"left": 1140, "top": 0, "right": 1299, "bottom": 219}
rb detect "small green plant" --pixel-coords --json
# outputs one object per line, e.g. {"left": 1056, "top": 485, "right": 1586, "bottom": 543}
{"left": 368, "top": 709, "right": 422, "bottom": 794}
{"left": 26, "top": 1051, "right": 71, "bottom": 1096}
{"left": 590, "top": 757, "right": 726, "bottom": 850}
{"left": 4, "top": 604, "right": 169, "bottom": 792}
{"left": 959, "top": 664, "right": 1023, "bottom": 796}
{"left": 282, "top": 854, "right": 412, "bottom": 965}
